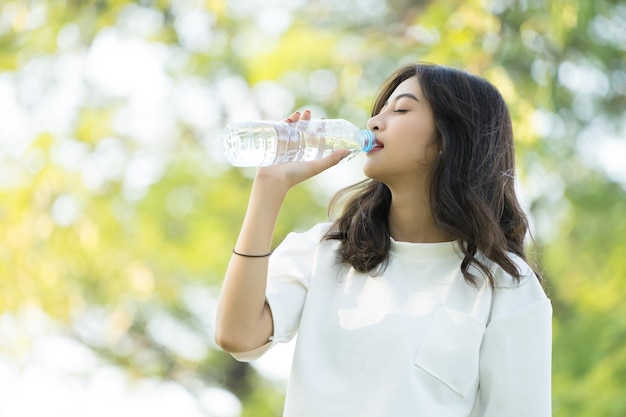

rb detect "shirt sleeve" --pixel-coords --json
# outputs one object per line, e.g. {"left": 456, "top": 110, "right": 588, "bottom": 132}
{"left": 471, "top": 277, "right": 553, "bottom": 417}
{"left": 230, "top": 224, "right": 323, "bottom": 362}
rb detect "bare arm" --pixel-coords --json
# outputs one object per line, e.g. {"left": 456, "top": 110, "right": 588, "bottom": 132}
{"left": 215, "top": 110, "right": 350, "bottom": 354}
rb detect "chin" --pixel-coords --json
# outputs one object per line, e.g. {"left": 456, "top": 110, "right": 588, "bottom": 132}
{"left": 362, "top": 164, "right": 385, "bottom": 183}
{"left": 362, "top": 161, "right": 376, "bottom": 179}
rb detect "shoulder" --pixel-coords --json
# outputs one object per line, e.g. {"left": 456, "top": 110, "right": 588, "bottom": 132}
{"left": 493, "top": 252, "right": 539, "bottom": 289}
{"left": 489, "top": 253, "right": 550, "bottom": 322}
{"left": 284, "top": 222, "right": 333, "bottom": 243}
{"left": 274, "top": 222, "right": 336, "bottom": 254}
{"left": 268, "top": 223, "right": 341, "bottom": 283}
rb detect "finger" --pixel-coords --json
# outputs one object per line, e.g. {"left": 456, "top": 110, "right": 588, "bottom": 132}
{"left": 329, "top": 149, "right": 352, "bottom": 163}
{"left": 301, "top": 109, "right": 311, "bottom": 121}
{"left": 309, "top": 149, "right": 352, "bottom": 173}
{"left": 283, "top": 111, "right": 300, "bottom": 123}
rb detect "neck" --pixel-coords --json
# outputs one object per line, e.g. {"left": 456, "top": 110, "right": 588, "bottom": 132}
{"left": 387, "top": 187, "right": 453, "bottom": 244}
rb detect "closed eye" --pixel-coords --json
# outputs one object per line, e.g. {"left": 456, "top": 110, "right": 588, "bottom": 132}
{"left": 394, "top": 109, "right": 409, "bottom": 113}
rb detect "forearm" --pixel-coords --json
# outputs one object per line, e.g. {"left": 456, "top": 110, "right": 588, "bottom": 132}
{"left": 215, "top": 176, "right": 289, "bottom": 353}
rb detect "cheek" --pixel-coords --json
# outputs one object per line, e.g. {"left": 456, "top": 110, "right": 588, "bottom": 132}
{"left": 406, "top": 129, "right": 438, "bottom": 162}
{"left": 424, "top": 129, "right": 441, "bottom": 159}
{"left": 422, "top": 141, "right": 440, "bottom": 165}
{"left": 416, "top": 122, "right": 439, "bottom": 160}
{"left": 406, "top": 147, "right": 436, "bottom": 166}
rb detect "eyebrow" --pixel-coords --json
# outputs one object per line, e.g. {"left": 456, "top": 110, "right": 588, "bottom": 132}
{"left": 384, "top": 93, "right": 420, "bottom": 106}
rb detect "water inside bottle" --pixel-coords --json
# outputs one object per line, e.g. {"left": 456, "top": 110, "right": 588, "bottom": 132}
{"left": 223, "top": 122, "right": 289, "bottom": 166}
{"left": 298, "top": 120, "right": 364, "bottom": 161}
{"left": 245, "top": 122, "right": 330, "bottom": 165}
{"left": 224, "top": 119, "right": 366, "bottom": 166}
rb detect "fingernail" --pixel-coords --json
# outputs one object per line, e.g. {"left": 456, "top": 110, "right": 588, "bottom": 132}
{"left": 304, "top": 110, "right": 310, "bottom": 114}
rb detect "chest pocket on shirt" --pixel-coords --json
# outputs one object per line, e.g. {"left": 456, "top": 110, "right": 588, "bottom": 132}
{"left": 414, "top": 306, "right": 485, "bottom": 398}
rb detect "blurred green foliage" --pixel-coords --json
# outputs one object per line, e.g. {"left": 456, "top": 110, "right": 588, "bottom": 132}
{"left": 0, "top": 0, "right": 625, "bottom": 415}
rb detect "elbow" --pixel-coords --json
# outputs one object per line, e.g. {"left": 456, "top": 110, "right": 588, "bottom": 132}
{"left": 214, "top": 328, "right": 243, "bottom": 353}
{"left": 214, "top": 301, "right": 274, "bottom": 354}
{"left": 214, "top": 323, "right": 263, "bottom": 354}
{"left": 214, "top": 309, "right": 243, "bottom": 353}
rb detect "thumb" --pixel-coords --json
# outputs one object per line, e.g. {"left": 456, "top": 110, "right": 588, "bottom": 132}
{"left": 317, "top": 149, "right": 352, "bottom": 169}
{"left": 328, "top": 149, "right": 353, "bottom": 164}
{"left": 284, "top": 149, "right": 353, "bottom": 186}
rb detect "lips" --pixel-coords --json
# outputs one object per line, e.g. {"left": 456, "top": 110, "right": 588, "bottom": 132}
{"left": 370, "top": 139, "right": 384, "bottom": 151}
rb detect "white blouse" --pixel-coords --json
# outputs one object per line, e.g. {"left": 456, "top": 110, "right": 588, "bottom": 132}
{"left": 230, "top": 223, "right": 552, "bottom": 417}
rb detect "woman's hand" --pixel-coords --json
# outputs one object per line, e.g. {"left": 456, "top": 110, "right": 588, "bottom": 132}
{"left": 255, "top": 110, "right": 351, "bottom": 191}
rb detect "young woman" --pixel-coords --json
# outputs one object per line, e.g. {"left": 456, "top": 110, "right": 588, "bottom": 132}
{"left": 215, "top": 63, "right": 552, "bottom": 417}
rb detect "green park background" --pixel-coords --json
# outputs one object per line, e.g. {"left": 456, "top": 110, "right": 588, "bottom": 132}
{"left": 1, "top": 0, "right": 625, "bottom": 415}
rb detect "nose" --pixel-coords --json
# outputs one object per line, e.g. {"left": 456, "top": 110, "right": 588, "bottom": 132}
{"left": 366, "top": 114, "right": 383, "bottom": 131}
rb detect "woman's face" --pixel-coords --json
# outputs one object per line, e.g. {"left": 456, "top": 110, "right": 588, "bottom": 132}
{"left": 363, "top": 76, "right": 438, "bottom": 188}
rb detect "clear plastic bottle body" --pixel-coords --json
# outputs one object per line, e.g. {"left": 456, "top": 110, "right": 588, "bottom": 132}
{"left": 223, "top": 119, "right": 374, "bottom": 167}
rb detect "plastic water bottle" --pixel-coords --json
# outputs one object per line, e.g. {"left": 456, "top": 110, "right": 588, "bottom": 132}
{"left": 223, "top": 119, "right": 375, "bottom": 167}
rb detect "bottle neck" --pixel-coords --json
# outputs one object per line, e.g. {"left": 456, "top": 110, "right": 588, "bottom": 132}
{"left": 359, "top": 130, "right": 375, "bottom": 152}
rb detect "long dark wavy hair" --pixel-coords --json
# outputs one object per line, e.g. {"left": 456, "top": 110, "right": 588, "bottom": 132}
{"left": 323, "top": 63, "right": 539, "bottom": 288}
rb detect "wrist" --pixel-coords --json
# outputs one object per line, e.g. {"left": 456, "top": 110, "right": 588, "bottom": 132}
{"left": 252, "top": 173, "right": 291, "bottom": 196}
